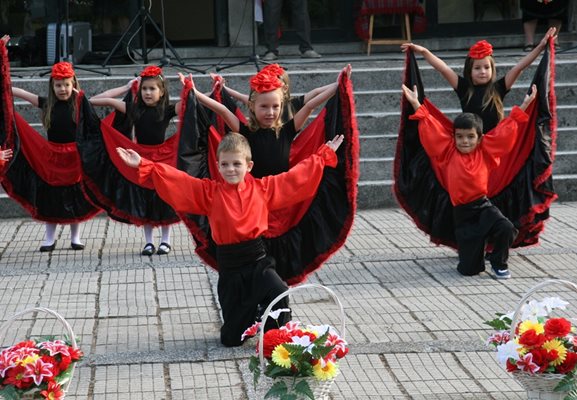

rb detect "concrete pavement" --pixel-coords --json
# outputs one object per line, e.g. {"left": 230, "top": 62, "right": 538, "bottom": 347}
{"left": 1, "top": 202, "right": 577, "bottom": 399}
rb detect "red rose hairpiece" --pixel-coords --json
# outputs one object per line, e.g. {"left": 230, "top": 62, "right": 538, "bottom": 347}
{"left": 50, "top": 62, "right": 75, "bottom": 80}
{"left": 140, "top": 65, "right": 163, "bottom": 79}
{"left": 260, "top": 64, "right": 285, "bottom": 78}
{"left": 249, "top": 71, "right": 283, "bottom": 93}
{"left": 468, "top": 40, "right": 493, "bottom": 59}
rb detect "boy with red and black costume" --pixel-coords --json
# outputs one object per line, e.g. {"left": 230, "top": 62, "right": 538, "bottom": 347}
{"left": 116, "top": 132, "right": 344, "bottom": 346}
{"left": 401, "top": 84, "right": 536, "bottom": 279}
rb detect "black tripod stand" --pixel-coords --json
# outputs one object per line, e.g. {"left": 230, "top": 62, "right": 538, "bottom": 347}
{"left": 216, "top": 0, "right": 271, "bottom": 72}
{"left": 41, "top": 0, "right": 109, "bottom": 76}
{"left": 102, "top": 0, "right": 204, "bottom": 73}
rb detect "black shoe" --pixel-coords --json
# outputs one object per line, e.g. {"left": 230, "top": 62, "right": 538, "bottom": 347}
{"left": 39, "top": 242, "right": 56, "bottom": 252}
{"left": 156, "top": 242, "right": 171, "bottom": 255}
{"left": 71, "top": 242, "right": 85, "bottom": 250}
{"left": 141, "top": 243, "right": 155, "bottom": 256}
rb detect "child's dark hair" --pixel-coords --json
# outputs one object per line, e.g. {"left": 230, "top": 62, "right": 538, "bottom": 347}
{"left": 217, "top": 132, "right": 252, "bottom": 162}
{"left": 454, "top": 113, "right": 483, "bottom": 137}
{"left": 129, "top": 75, "right": 169, "bottom": 124}
{"left": 462, "top": 55, "right": 504, "bottom": 122}
{"left": 43, "top": 75, "right": 80, "bottom": 129}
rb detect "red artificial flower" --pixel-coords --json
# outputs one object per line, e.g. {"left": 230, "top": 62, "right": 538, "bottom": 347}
{"left": 140, "top": 65, "right": 163, "bottom": 78}
{"left": 506, "top": 359, "right": 517, "bottom": 372}
{"left": 249, "top": 71, "right": 283, "bottom": 93}
{"left": 40, "top": 381, "right": 64, "bottom": 400}
{"left": 261, "top": 329, "right": 292, "bottom": 358}
{"left": 3, "top": 365, "right": 34, "bottom": 389}
{"left": 57, "top": 354, "right": 72, "bottom": 373}
{"left": 69, "top": 347, "right": 84, "bottom": 361}
{"left": 12, "top": 340, "right": 36, "bottom": 349}
{"left": 528, "top": 349, "right": 550, "bottom": 372}
{"left": 41, "top": 354, "right": 60, "bottom": 377}
{"left": 544, "top": 318, "right": 572, "bottom": 338}
{"left": 468, "top": 40, "right": 493, "bottom": 59}
{"left": 519, "top": 330, "right": 546, "bottom": 348}
{"left": 51, "top": 62, "right": 75, "bottom": 80}
{"left": 260, "top": 64, "right": 285, "bottom": 78}
{"left": 557, "top": 352, "right": 577, "bottom": 374}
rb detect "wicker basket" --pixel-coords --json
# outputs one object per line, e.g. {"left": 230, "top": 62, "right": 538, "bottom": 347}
{"left": 0, "top": 307, "right": 79, "bottom": 399}
{"left": 255, "top": 284, "right": 346, "bottom": 400}
{"left": 508, "top": 279, "right": 577, "bottom": 400}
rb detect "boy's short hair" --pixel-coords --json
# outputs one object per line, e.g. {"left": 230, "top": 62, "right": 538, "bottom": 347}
{"left": 454, "top": 113, "right": 483, "bottom": 137}
{"left": 217, "top": 132, "right": 252, "bottom": 162}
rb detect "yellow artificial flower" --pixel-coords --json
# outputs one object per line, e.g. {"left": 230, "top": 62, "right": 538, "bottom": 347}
{"left": 313, "top": 360, "right": 338, "bottom": 380}
{"left": 271, "top": 344, "right": 292, "bottom": 368}
{"left": 18, "top": 354, "right": 40, "bottom": 366}
{"left": 518, "top": 320, "right": 544, "bottom": 335}
{"left": 542, "top": 339, "right": 567, "bottom": 366}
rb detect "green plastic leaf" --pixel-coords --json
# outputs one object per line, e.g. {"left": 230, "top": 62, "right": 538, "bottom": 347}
{"left": 0, "top": 386, "right": 21, "bottom": 400}
{"left": 265, "top": 381, "right": 288, "bottom": 399}
{"left": 294, "top": 379, "right": 315, "bottom": 400}
{"left": 555, "top": 374, "right": 577, "bottom": 393}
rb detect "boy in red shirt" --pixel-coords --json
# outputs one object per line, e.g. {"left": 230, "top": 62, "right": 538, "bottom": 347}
{"left": 116, "top": 132, "right": 343, "bottom": 346}
{"left": 401, "top": 84, "right": 536, "bottom": 279}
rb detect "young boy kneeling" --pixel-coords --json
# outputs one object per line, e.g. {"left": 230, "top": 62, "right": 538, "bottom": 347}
{"left": 402, "top": 84, "right": 536, "bottom": 279}
{"left": 117, "top": 132, "right": 343, "bottom": 346}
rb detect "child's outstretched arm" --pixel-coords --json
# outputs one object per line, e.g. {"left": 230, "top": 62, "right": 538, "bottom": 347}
{"left": 505, "top": 27, "right": 556, "bottom": 90}
{"left": 209, "top": 74, "right": 250, "bottom": 105}
{"left": 302, "top": 65, "right": 352, "bottom": 104}
{"left": 181, "top": 73, "right": 240, "bottom": 132}
{"left": 12, "top": 87, "right": 39, "bottom": 107}
{"left": 519, "top": 84, "right": 537, "bottom": 112}
{"left": 401, "top": 43, "right": 459, "bottom": 89}
{"left": 401, "top": 84, "right": 421, "bottom": 111}
{"left": 293, "top": 65, "right": 351, "bottom": 131}
{"left": 91, "top": 77, "right": 139, "bottom": 99}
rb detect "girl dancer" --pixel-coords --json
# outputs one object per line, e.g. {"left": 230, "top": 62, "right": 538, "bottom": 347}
{"left": 89, "top": 66, "right": 182, "bottom": 255}
{"left": 401, "top": 27, "right": 556, "bottom": 132}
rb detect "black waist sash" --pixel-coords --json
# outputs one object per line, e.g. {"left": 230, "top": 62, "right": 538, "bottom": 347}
{"left": 216, "top": 237, "right": 267, "bottom": 270}
{"left": 452, "top": 196, "right": 492, "bottom": 227}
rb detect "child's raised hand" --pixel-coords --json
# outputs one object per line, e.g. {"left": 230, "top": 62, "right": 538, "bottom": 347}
{"left": 127, "top": 77, "right": 140, "bottom": 88}
{"left": 520, "top": 84, "right": 537, "bottom": 111}
{"left": 340, "top": 64, "right": 352, "bottom": 80}
{"left": 0, "top": 148, "right": 13, "bottom": 161}
{"left": 538, "top": 27, "right": 557, "bottom": 50}
{"left": 1, "top": 35, "right": 9, "bottom": 45}
{"left": 210, "top": 73, "right": 225, "bottom": 89}
{"left": 326, "top": 134, "right": 344, "bottom": 152}
{"left": 116, "top": 147, "right": 141, "bottom": 168}
{"left": 401, "top": 43, "right": 426, "bottom": 54}
{"left": 401, "top": 84, "right": 421, "bottom": 110}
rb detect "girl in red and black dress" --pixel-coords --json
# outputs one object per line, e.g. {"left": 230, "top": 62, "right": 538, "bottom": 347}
{"left": 90, "top": 66, "right": 183, "bottom": 256}
{"left": 8, "top": 62, "right": 98, "bottom": 251}
{"left": 401, "top": 28, "right": 556, "bottom": 133}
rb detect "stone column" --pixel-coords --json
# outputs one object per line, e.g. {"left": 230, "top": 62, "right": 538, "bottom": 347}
{"left": 227, "top": 0, "right": 254, "bottom": 46}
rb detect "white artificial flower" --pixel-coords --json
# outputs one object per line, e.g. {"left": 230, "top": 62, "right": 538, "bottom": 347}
{"left": 519, "top": 300, "right": 548, "bottom": 321}
{"left": 307, "top": 324, "right": 334, "bottom": 336}
{"left": 540, "top": 297, "right": 569, "bottom": 313}
{"left": 268, "top": 308, "right": 291, "bottom": 320}
{"left": 291, "top": 335, "right": 315, "bottom": 353}
{"left": 496, "top": 340, "right": 521, "bottom": 366}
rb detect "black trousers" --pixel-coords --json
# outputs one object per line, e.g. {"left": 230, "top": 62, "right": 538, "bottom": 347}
{"left": 217, "top": 239, "right": 289, "bottom": 347}
{"left": 453, "top": 197, "right": 518, "bottom": 276}
{"left": 263, "top": 0, "right": 313, "bottom": 54}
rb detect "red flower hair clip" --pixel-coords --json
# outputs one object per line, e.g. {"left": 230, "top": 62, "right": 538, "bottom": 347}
{"left": 249, "top": 71, "right": 283, "bottom": 93}
{"left": 50, "top": 62, "right": 75, "bottom": 80}
{"left": 468, "top": 40, "right": 493, "bottom": 59}
{"left": 260, "top": 64, "right": 285, "bottom": 78}
{"left": 140, "top": 65, "right": 164, "bottom": 79}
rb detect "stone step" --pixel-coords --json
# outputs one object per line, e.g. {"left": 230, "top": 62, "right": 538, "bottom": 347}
{"left": 360, "top": 128, "right": 577, "bottom": 157}
{"left": 357, "top": 173, "right": 577, "bottom": 209}
{"left": 359, "top": 150, "right": 577, "bottom": 182}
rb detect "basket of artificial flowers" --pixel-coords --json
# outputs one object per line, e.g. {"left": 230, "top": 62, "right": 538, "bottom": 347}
{"left": 486, "top": 279, "right": 577, "bottom": 400}
{"left": 242, "top": 283, "right": 348, "bottom": 400}
{"left": 0, "top": 307, "right": 83, "bottom": 400}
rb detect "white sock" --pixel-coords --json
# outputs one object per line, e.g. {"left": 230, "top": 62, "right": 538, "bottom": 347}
{"left": 70, "top": 223, "right": 82, "bottom": 245}
{"left": 161, "top": 225, "right": 171, "bottom": 244}
{"left": 144, "top": 225, "right": 153, "bottom": 244}
{"left": 42, "top": 223, "right": 57, "bottom": 246}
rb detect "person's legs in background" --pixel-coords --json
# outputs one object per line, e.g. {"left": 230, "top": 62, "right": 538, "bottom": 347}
{"left": 263, "top": 0, "right": 283, "bottom": 60}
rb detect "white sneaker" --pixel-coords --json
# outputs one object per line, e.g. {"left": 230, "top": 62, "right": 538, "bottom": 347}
{"left": 262, "top": 52, "right": 278, "bottom": 61}
{"left": 301, "top": 50, "right": 322, "bottom": 58}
